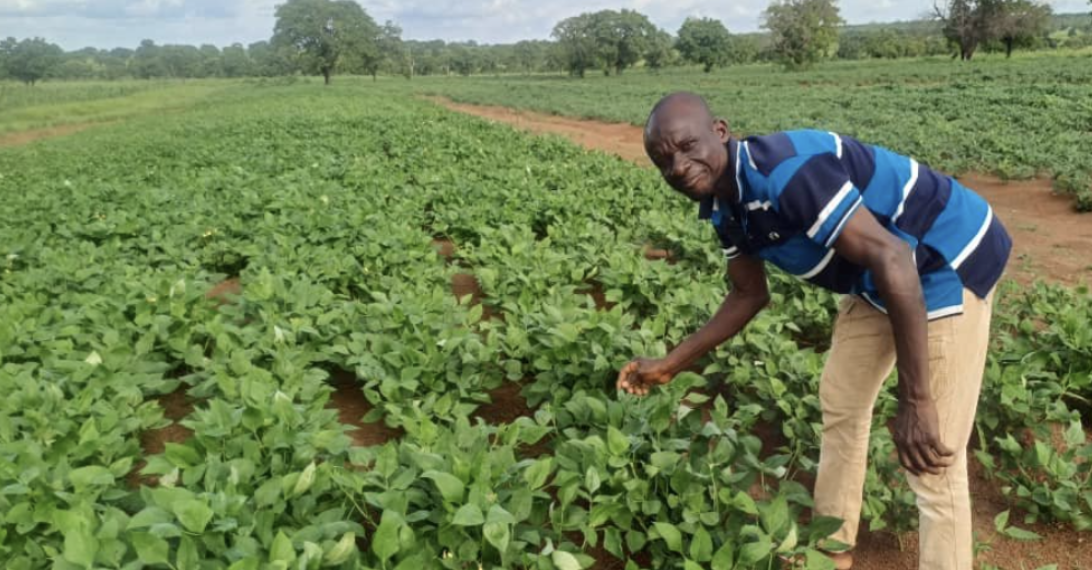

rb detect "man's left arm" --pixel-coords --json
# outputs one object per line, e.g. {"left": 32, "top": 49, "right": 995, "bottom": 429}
{"left": 832, "top": 209, "right": 955, "bottom": 476}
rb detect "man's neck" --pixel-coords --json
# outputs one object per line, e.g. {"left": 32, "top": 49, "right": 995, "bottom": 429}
{"left": 716, "top": 137, "right": 741, "bottom": 205}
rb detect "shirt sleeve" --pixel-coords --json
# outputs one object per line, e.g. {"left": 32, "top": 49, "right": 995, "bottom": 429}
{"left": 776, "top": 152, "right": 863, "bottom": 248}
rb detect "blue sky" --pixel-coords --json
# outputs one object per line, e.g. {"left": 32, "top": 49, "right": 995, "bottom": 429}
{"left": 1, "top": 0, "right": 1087, "bottom": 50}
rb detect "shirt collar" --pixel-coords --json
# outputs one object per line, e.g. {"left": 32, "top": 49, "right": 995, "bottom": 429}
{"left": 697, "top": 138, "right": 739, "bottom": 221}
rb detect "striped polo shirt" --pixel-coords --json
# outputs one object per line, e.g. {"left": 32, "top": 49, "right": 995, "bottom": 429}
{"left": 699, "top": 130, "right": 1011, "bottom": 320}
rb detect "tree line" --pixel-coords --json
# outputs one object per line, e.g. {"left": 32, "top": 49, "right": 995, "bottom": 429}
{"left": 1, "top": 0, "right": 1088, "bottom": 85}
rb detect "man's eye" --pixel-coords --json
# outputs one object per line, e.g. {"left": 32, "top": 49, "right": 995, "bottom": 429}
{"left": 680, "top": 140, "right": 695, "bottom": 151}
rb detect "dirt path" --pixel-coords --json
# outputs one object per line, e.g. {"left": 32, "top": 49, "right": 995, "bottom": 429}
{"left": 0, "top": 122, "right": 115, "bottom": 148}
{"left": 428, "top": 97, "right": 1091, "bottom": 287}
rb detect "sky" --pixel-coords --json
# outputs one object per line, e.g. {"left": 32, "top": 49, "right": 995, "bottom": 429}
{"left": 0, "top": 0, "right": 1088, "bottom": 50}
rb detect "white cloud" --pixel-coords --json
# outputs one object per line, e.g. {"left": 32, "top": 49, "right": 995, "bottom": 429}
{"left": 1, "top": 0, "right": 1088, "bottom": 49}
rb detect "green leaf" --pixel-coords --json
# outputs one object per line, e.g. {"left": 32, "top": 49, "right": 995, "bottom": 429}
{"left": 805, "top": 549, "right": 837, "bottom": 570}
{"left": 131, "top": 532, "right": 170, "bottom": 565}
{"left": 607, "top": 426, "right": 629, "bottom": 456}
{"left": 54, "top": 510, "right": 97, "bottom": 569}
{"left": 551, "top": 550, "right": 583, "bottom": 570}
{"left": 776, "top": 524, "right": 799, "bottom": 553}
{"left": 484, "top": 521, "right": 510, "bottom": 553}
{"left": 177, "top": 536, "right": 200, "bottom": 570}
{"left": 323, "top": 532, "right": 356, "bottom": 566}
{"left": 422, "top": 471, "right": 465, "bottom": 503}
{"left": 228, "top": 558, "right": 259, "bottom": 570}
{"left": 452, "top": 504, "right": 485, "bottom": 526}
{"left": 585, "top": 467, "right": 601, "bottom": 493}
{"left": 1064, "top": 420, "right": 1086, "bottom": 448}
{"left": 1004, "top": 526, "right": 1043, "bottom": 541}
{"left": 690, "top": 526, "right": 713, "bottom": 562}
{"left": 524, "top": 457, "right": 553, "bottom": 490}
{"left": 807, "top": 516, "right": 843, "bottom": 542}
{"left": 69, "top": 465, "right": 114, "bottom": 489}
{"left": 711, "top": 540, "right": 735, "bottom": 570}
{"left": 270, "top": 531, "right": 295, "bottom": 563}
{"left": 165, "top": 443, "right": 202, "bottom": 468}
{"left": 652, "top": 522, "right": 683, "bottom": 553}
{"left": 486, "top": 504, "right": 516, "bottom": 525}
{"left": 760, "top": 495, "right": 790, "bottom": 535}
{"left": 127, "top": 507, "right": 173, "bottom": 530}
{"left": 173, "top": 499, "right": 214, "bottom": 533}
{"left": 372, "top": 512, "right": 401, "bottom": 562}
{"left": 683, "top": 561, "right": 703, "bottom": 570}
{"left": 738, "top": 535, "right": 773, "bottom": 565}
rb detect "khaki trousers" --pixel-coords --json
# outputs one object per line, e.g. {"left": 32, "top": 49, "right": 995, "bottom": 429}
{"left": 813, "top": 288, "right": 994, "bottom": 570}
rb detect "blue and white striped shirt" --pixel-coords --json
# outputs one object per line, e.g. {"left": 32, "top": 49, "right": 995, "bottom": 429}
{"left": 699, "top": 131, "right": 1011, "bottom": 320}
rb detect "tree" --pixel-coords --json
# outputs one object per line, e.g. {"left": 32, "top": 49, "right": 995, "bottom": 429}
{"left": 132, "top": 39, "right": 166, "bottom": 78}
{"left": 934, "top": 0, "right": 994, "bottom": 60}
{"left": 0, "top": 37, "right": 15, "bottom": 80}
{"left": 5, "top": 37, "right": 64, "bottom": 85}
{"left": 677, "top": 17, "right": 732, "bottom": 72}
{"left": 553, "top": 10, "right": 664, "bottom": 76}
{"left": 369, "top": 20, "right": 404, "bottom": 80}
{"left": 644, "top": 29, "right": 676, "bottom": 70}
{"left": 989, "top": 0, "right": 1052, "bottom": 57}
{"left": 591, "top": 10, "right": 662, "bottom": 75}
{"left": 248, "top": 41, "right": 295, "bottom": 76}
{"left": 552, "top": 14, "right": 598, "bottom": 77}
{"left": 272, "top": 0, "right": 380, "bottom": 85}
{"left": 220, "top": 44, "right": 253, "bottom": 77}
{"left": 762, "top": 0, "right": 844, "bottom": 70}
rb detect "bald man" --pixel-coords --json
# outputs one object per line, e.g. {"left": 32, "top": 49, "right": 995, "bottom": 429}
{"left": 617, "top": 92, "right": 1011, "bottom": 570}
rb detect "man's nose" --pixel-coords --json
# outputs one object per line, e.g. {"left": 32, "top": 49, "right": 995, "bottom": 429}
{"left": 669, "top": 158, "right": 688, "bottom": 179}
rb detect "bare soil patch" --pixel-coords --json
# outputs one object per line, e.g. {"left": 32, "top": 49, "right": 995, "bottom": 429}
{"left": 428, "top": 97, "right": 1090, "bottom": 286}
{"left": 326, "top": 368, "right": 402, "bottom": 447}
{"left": 0, "top": 122, "right": 114, "bottom": 148}
{"left": 957, "top": 173, "right": 1092, "bottom": 286}
{"left": 128, "top": 387, "right": 195, "bottom": 488}
{"left": 205, "top": 277, "right": 242, "bottom": 305}
{"left": 425, "top": 96, "right": 648, "bottom": 164}
{"left": 474, "top": 380, "right": 533, "bottom": 425}
{"left": 431, "top": 238, "right": 456, "bottom": 260}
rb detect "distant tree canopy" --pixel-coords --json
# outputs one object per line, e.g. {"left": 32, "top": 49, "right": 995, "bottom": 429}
{"left": 763, "top": 0, "right": 844, "bottom": 69}
{"left": 935, "top": 0, "right": 1053, "bottom": 60}
{"left": 1, "top": 37, "right": 64, "bottom": 85}
{"left": 676, "top": 17, "right": 733, "bottom": 72}
{"left": 552, "top": 10, "right": 668, "bottom": 77}
{"left": 1, "top": 3, "right": 1087, "bottom": 84}
{"left": 272, "top": 0, "right": 381, "bottom": 85}
{"left": 989, "top": 0, "right": 1053, "bottom": 57}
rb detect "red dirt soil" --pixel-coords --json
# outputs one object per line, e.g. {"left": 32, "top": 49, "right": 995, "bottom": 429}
{"left": 474, "top": 380, "right": 532, "bottom": 425}
{"left": 428, "top": 97, "right": 1091, "bottom": 287}
{"left": 326, "top": 369, "right": 403, "bottom": 447}
{"left": 0, "top": 122, "right": 114, "bottom": 148}
{"left": 431, "top": 238, "right": 457, "bottom": 260}
{"left": 205, "top": 277, "right": 242, "bottom": 305}
{"left": 128, "top": 387, "right": 195, "bottom": 488}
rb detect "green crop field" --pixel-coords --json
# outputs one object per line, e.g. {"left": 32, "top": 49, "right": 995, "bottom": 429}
{"left": 0, "top": 73, "right": 1090, "bottom": 569}
{"left": 409, "top": 52, "right": 1092, "bottom": 210}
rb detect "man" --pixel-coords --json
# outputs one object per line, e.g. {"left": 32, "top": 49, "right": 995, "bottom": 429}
{"left": 616, "top": 92, "right": 1010, "bottom": 570}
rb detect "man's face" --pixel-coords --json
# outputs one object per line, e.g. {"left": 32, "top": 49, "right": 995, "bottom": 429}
{"left": 644, "top": 109, "right": 730, "bottom": 202}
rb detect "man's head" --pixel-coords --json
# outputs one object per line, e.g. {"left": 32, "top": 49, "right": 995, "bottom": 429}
{"left": 644, "top": 92, "right": 732, "bottom": 202}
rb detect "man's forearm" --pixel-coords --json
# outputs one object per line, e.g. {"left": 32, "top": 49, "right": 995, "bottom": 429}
{"left": 873, "top": 249, "right": 931, "bottom": 403}
{"left": 662, "top": 290, "right": 769, "bottom": 374}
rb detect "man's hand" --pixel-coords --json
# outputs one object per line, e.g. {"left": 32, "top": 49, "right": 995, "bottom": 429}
{"left": 892, "top": 399, "right": 955, "bottom": 476}
{"left": 616, "top": 358, "right": 675, "bottom": 396}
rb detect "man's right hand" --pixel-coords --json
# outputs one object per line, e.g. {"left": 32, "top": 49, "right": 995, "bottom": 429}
{"left": 616, "top": 358, "right": 675, "bottom": 396}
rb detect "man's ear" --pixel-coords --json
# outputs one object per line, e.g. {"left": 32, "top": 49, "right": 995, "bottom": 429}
{"left": 712, "top": 118, "right": 731, "bottom": 143}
